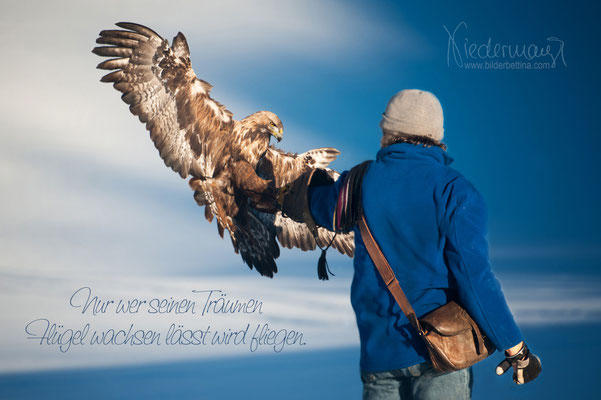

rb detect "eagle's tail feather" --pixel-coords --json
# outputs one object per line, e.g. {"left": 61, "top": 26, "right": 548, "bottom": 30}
{"left": 234, "top": 211, "right": 279, "bottom": 278}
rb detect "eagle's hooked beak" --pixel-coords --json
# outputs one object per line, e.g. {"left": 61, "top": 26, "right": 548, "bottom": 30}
{"left": 270, "top": 126, "right": 283, "bottom": 142}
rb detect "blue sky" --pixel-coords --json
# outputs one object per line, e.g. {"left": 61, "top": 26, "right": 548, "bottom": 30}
{"left": 1, "top": 0, "right": 600, "bottom": 396}
{"left": 214, "top": 0, "right": 601, "bottom": 256}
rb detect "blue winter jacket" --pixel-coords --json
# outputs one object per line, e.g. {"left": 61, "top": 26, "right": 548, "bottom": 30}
{"left": 308, "top": 142, "right": 523, "bottom": 373}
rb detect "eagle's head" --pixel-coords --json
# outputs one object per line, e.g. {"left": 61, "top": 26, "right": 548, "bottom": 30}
{"left": 250, "top": 111, "right": 284, "bottom": 142}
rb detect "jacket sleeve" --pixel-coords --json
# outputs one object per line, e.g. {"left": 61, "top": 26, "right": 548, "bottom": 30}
{"left": 307, "top": 171, "right": 349, "bottom": 231}
{"left": 442, "top": 178, "right": 524, "bottom": 352}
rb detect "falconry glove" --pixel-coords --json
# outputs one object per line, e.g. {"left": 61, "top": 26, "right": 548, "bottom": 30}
{"left": 277, "top": 169, "right": 337, "bottom": 280}
{"left": 496, "top": 343, "right": 542, "bottom": 385}
{"left": 277, "top": 169, "right": 333, "bottom": 236}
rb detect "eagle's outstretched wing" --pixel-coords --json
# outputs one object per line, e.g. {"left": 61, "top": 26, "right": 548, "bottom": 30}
{"left": 258, "top": 147, "right": 341, "bottom": 187}
{"left": 257, "top": 147, "right": 354, "bottom": 257}
{"left": 93, "top": 22, "right": 232, "bottom": 179}
{"left": 232, "top": 147, "right": 354, "bottom": 277}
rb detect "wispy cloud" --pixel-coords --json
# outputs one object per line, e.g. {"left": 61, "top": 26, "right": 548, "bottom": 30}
{"left": 0, "top": 268, "right": 358, "bottom": 373}
{"left": 1, "top": 0, "right": 420, "bottom": 61}
{"left": 1, "top": 267, "right": 600, "bottom": 373}
{"left": 499, "top": 274, "right": 601, "bottom": 325}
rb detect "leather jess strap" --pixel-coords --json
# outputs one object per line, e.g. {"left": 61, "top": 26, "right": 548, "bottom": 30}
{"left": 358, "top": 214, "right": 424, "bottom": 335}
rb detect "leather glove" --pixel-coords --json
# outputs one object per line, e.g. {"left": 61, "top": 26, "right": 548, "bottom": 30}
{"left": 277, "top": 171, "right": 313, "bottom": 224}
{"left": 276, "top": 169, "right": 333, "bottom": 234}
{"left": 496, "top": 343, "right": 542, "bottom": 385}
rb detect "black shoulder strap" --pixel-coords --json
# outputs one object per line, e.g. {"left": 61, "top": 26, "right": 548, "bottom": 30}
{"left": 318, "top": 160, "right": 371, "bottom": 281}
{"left": 333, "top": 160, "right": 371, "bottom": 232}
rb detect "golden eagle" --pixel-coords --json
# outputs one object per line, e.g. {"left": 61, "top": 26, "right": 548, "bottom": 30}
{"left": 93, "top": 22, "right": 354, "bottom": 277}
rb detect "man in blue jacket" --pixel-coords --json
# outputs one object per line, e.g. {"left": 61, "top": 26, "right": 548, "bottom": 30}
{"left": 279, "top": 89, "right": 541, "bottom": 399}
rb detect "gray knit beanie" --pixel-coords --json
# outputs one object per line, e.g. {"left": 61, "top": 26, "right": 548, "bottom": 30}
{"left": 380, "top": 89, "right": 444, "bottom": 145}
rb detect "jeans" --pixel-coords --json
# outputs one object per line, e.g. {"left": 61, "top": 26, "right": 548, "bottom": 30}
{"left": 361, "top": 361, "right": 473, "bottom": 400}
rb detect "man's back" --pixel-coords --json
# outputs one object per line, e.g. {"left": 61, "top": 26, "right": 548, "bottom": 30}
{"left": 354, "top": 142, "right": 461, "bottom": 372}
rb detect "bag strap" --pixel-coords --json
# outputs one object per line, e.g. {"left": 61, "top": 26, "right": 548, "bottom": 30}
{"left": 358, "top": 214, "right": 424, "bottom": 336}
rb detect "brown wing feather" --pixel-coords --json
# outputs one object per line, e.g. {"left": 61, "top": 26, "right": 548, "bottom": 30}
{"left": 93, "top": 22, "right": 234, "bottom": 179}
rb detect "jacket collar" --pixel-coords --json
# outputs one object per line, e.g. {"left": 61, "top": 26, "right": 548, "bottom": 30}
{"left": 376, "top": 142, "right": 454, "bottom": 166}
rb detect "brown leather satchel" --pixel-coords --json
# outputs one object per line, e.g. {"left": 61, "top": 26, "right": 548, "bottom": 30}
{"left": 358, "top": 214, "right": 495, "bottom": 372}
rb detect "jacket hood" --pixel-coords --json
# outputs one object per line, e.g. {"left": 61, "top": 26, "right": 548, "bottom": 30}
{"left": 376, "top": 142, "right": 454, "bottom": 166}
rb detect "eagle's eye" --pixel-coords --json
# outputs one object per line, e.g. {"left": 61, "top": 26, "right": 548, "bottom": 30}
{"left": 270, "top": 122, "right": 276, "bottom": 126}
